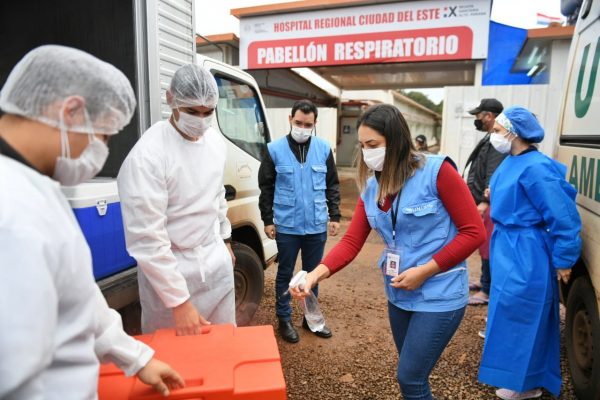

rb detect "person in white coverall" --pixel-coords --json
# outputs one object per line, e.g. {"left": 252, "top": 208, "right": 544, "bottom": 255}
{"left": 118, "top": 64, "right": 236, "bottom": 335}
{"left": 0, "top": 45, "right": 184, "bottom": 399}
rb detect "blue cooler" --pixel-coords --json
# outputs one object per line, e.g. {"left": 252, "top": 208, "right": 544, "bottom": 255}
{"left": 62, "top": 180, "right": 136, "bottom": 280}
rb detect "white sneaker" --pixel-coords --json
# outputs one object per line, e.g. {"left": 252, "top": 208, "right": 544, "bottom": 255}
{"left": 496, "top": 388, "right": 542, "bottom": 400}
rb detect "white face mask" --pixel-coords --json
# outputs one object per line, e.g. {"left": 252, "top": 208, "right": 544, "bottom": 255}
{"left": 175, "top": 111, "right": 213, "bottom": 138}
{"left": 362, "top": 147, "right": 386, "bottom": 171}
{"left": 490, "top": 132, "right": 513, "bottom": 154}
{"left": 53, "top": 135, "right": 109, "bottom": 186}
{"left": 291, "top": 126, "right": 313, "bottom": 143}
{"left": 53, "top": 108, "right": 110, "bottom": 186}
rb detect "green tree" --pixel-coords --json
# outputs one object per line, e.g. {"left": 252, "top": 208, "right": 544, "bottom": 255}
{"left": 400, "top": 90, "right": 443, "bottom": 115}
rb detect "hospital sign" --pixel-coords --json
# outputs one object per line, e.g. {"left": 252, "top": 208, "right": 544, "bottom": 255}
{"left": 239, "top": 0, "right": 491, "bottom": 69}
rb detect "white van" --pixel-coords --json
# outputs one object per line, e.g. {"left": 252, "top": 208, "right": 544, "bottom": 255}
{"left": 200, "top": 56, "right": 278, "bottom": 325}
{"left": 1, "top": 0, "right": 276, "bottom": 326}
{"left": 555, "top": 0, "right": 600, "bottom": 397}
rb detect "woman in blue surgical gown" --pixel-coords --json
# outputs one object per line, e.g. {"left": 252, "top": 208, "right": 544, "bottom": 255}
{"left": 478, "top": 106, "right": 582, "bottom": 400}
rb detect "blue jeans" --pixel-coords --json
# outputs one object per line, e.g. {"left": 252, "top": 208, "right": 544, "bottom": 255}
{"left": 480, "top": 258, "right": 491, "bottom": 295}
{"left": 388, "top": 302, "right": 466, "bottom": 400}
{"left": 275, "top": 231, "right": 327, "bottom": 321}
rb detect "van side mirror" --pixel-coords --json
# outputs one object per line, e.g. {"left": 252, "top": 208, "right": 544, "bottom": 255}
{"left": 581, "top": 0, "right": 592, "bottom": 19}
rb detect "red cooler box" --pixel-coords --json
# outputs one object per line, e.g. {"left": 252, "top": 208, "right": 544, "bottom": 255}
{"left": 98, "top": 324, "right": 286, "bottom": 399}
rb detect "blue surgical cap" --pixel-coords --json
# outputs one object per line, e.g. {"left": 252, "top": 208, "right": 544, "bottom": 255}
{"left": 495, "top": 106, "right": 544, "bottom": 143}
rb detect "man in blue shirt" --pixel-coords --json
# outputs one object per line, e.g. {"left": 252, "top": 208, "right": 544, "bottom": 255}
{"left": 258, "top": 99, "right": 341, "bottom": 342}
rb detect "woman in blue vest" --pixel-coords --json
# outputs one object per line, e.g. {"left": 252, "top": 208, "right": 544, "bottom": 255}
{"left": 291, "top": 104, "right": 485, "bottom": 399}
{"left": 478, "top": 106, "right": 582, "bottom": 400}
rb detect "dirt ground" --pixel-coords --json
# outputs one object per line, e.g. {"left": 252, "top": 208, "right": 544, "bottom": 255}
{"left": 247, "top": 173, "right": 577, "bottom": 400}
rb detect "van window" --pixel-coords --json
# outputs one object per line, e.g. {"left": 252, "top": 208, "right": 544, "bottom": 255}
{"left": 214, "top": 74, "right": 269, "bottom": 161}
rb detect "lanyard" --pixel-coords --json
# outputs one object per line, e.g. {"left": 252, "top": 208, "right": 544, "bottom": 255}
{"left": 390, "top": 191, "right": 402, "bottom": 242}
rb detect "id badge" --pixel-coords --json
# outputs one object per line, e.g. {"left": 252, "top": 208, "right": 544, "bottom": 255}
{"left": 384, "top": 246, "right": 401, "bottom": 277}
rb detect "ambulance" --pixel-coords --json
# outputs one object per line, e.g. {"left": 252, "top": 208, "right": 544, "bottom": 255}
{"left": 556, "top": 0, "right": 600, "bottom": 397}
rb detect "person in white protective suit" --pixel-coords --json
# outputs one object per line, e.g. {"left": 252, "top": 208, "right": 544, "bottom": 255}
{"left": 0, "top": 45, "right": 185, "bottom": 399}
{"left": 118, "top": 64, "right": 236, "bottom": 335}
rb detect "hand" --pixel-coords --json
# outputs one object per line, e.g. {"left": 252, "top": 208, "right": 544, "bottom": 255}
{"left": 264, "top": 224, "right": 276, "bottom": 240}
{"left": 289, "top": 264, "right": 330, "bottom": 299}
{"left": 476, "top": 202, "right": 489, "bottom": 217}
{"left": 226, "top": 242, "right": 236, "bottom": 265}
{"left": 137, "top": 358, "right": 185, "bottom": 397}
{"left": 172, "top": 300, "right": 210, "bottom": 336}
{"left": 391, "top": 267, "right": 429, "bottom": 290}
{"left": 483, "top": 188, "right": 491, "bottom": 201}
{"left": 557, "top": 268, "right": 572, "bottom": 284}
{"left": 328, "top": 221, "right": 340, "bottom": 236}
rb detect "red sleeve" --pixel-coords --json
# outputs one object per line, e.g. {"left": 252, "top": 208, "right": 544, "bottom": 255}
{"left": 321, "top": 197, "right": 372, "bottom": 275}
{"left": 432, "top": 160, "right": 486, "bottom": 271}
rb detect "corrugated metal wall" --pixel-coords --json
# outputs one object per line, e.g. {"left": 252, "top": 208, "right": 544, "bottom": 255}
{"left": 441, "top": 84, "right": 562, "bottom": 172}
{"left": 147, "top": 0, "right": 195, "bottom": 123}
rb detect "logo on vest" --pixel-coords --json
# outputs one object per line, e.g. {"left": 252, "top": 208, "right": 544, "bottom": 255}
{"left": 402, "top": 200, "right": 438, "bottom": 216}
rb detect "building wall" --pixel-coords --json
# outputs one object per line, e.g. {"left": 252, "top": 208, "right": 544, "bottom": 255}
{"left": 197, "top": 45, "right": 239, "bottom": 66}
{"left": 336, "top": 92, "right": 441, "bottom": 166}
{"left": 441, "top": 84, "right": 559, "bottom": 171}
{"left": 341, "top": 90, "right": 393, "bottom": 104}
{"left": 441, "top": 38, "right": 571, "bottom": 171}
{"left": 393, "top": 98, "right": 440, "bottom": 149}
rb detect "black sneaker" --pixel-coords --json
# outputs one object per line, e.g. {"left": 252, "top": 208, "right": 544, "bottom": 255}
{"left": 278, "top": 319, "right": 299, "bottom": 343}
{"left": 302, "top": 317, "right": 333, "bottom": 338}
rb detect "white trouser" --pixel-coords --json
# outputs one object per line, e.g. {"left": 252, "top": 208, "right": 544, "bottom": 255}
{"left": 139, "top": 238, "right": 235, "bottom": 333}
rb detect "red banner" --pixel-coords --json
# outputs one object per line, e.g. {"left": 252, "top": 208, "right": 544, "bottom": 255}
{"left": 247, "top": 27, "right": 473, "bottom": 69}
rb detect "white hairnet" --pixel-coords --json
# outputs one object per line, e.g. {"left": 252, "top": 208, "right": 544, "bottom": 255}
{"left": 0, "top": 45, "right": 136, "bottom": 135}
{"left": 168, "top": 64, "right": 219, "bottom": 109}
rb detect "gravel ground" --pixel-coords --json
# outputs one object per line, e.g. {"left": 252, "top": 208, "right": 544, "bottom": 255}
{"left": 119, "top": 174, "right": 578, "bottom": 399}
{"left": 247, "top": 175, "right": 577, "bottom": 400}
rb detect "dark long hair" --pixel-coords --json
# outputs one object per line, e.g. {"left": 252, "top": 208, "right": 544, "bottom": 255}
{"left": 355, "top": 104, "right": 423, "bottom": 202}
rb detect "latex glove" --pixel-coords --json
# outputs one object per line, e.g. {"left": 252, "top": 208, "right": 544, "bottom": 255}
{"left": 264, "top": 224, "right": 276, "bottom": 240}
{"left": 226, "top": 242, "right": 236, "bottom": 265}
{"left": 557, "top": 268, "right": 572, "bottom": 284}
{"left": 137, "top": 358, "right": 185, "bottom": 397}
{"left": 328, "top": 221, "right": 340, "bottom": 236}
{"left": 172, "top": 300, "right": 210, "bottom": 336}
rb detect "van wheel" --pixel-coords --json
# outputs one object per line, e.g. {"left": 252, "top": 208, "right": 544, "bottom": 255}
{"left": 566, "top": 276, "right": 600, "bottom": 400}
{"left": 232, "top": 242, "right": 264, "bottom": 326}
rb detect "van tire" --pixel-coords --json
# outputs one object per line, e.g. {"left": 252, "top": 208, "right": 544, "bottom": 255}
{"left": 566, "top": 275, "right": 600, "bottom": 400}
{"left": 232, "top": 242, "right": 264, "bottom": 326}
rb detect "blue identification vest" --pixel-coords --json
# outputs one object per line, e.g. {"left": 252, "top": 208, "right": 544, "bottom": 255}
{"left": 268, "top": 136, "right": 331, "bottom": 235}
{"left": 362, "top": 154, "right": 468, "bottom": 312}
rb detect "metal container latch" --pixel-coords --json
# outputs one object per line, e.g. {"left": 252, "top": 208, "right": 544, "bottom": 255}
{"left": 96, "top": 200, "right": 108, "bottom": 216}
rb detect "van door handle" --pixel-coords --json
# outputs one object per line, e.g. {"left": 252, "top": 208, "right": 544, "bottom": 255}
{"left": 225, "top": 185, "right": 237, "bottom": 201}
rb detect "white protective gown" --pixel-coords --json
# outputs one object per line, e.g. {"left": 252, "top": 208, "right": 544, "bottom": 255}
{"left": 117, "top": 121, "right": 235, "bottom": 333}
{"left": 0, "top": 155, "right": 153, "bottom": 400}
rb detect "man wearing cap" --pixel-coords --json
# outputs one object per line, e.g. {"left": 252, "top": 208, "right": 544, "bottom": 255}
{"left": 464, "top": 98, "right": 506, "bottom": 306}
{"left": 118, "top": 64, "right": 236, "bottom": 335}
